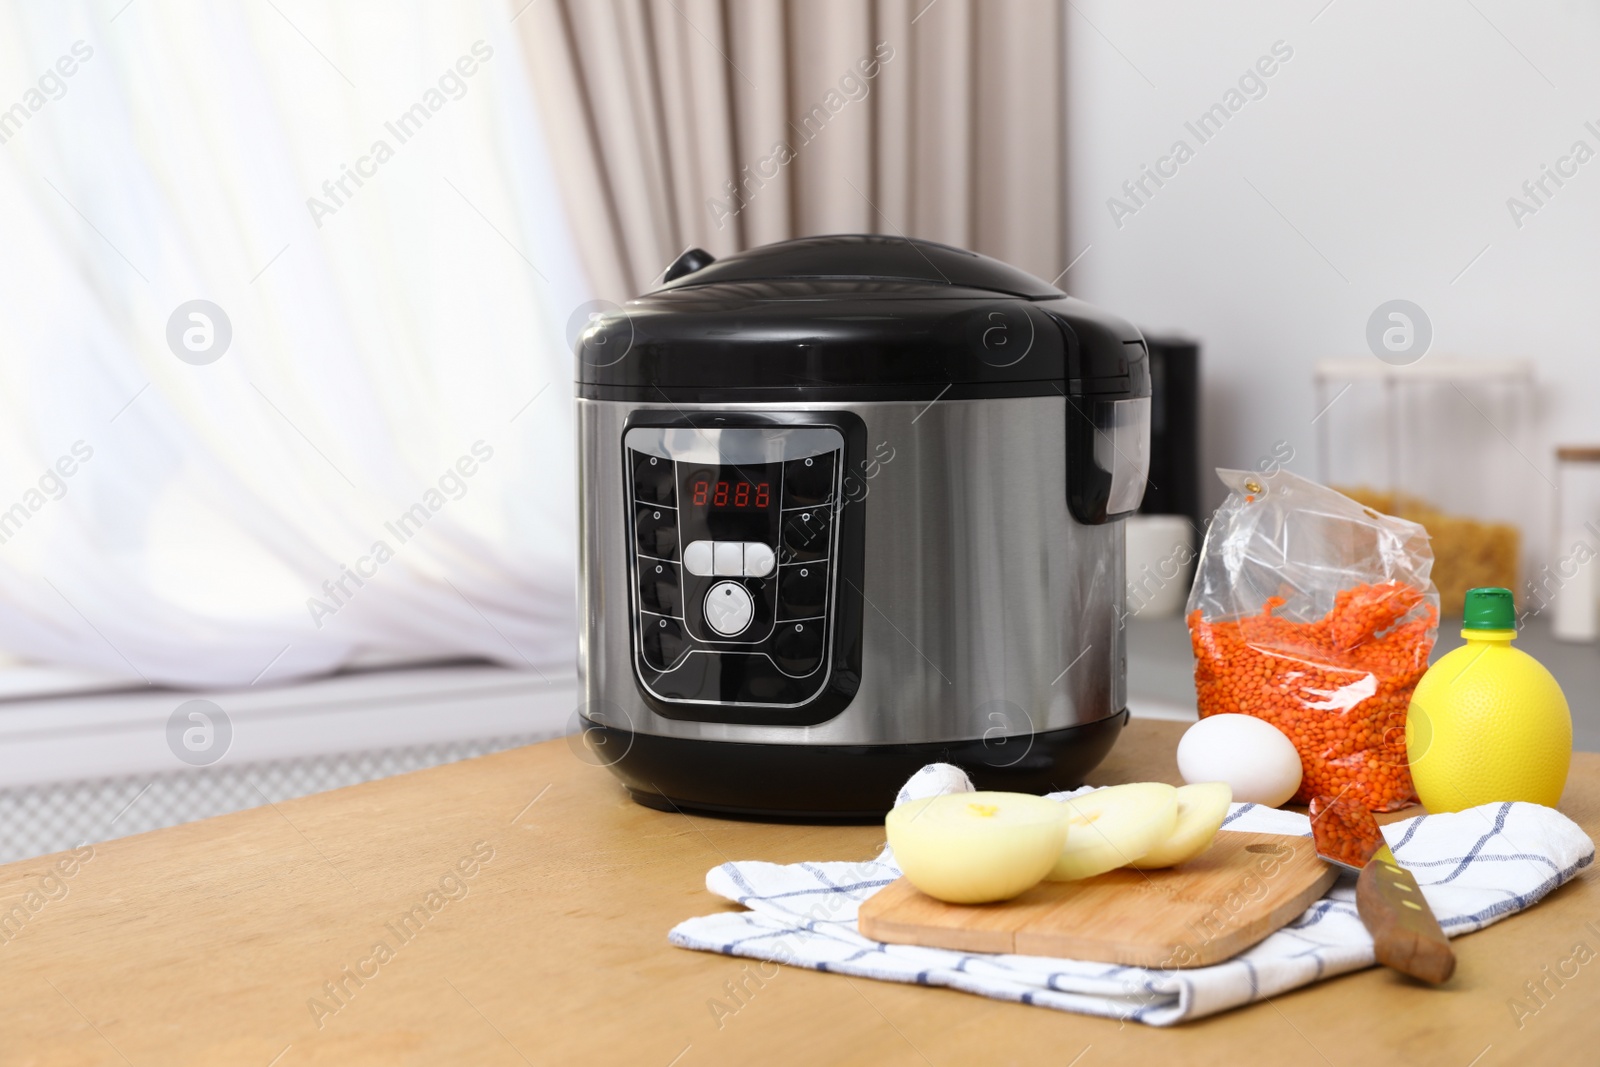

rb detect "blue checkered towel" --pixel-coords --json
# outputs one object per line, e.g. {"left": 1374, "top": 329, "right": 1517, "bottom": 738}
{"left": 669, "top": 764, "right": 1594, "bottom": 1025}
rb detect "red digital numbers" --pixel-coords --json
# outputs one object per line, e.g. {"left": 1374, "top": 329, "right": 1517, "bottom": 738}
{"left": 689, "top": 476, "right": 771, "bottom": 510}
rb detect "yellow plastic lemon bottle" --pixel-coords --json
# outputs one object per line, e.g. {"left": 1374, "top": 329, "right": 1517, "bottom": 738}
{"left": 1406, "top": 587, "right": 1572, "bottom": 812}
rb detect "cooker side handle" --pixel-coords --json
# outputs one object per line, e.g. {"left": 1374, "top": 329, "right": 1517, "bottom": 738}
{"left": 1056, "top": 314, "right": 1152, "bottom": 525}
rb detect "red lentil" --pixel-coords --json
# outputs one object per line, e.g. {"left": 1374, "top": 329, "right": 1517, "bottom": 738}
{"left": 1188, "top": 581, "right": 1437, "bottom": 812}
{"left": 1308, "top": 794, "right": 1384, "bottom": 868}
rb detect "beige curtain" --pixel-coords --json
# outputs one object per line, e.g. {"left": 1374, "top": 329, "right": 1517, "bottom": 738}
{"left": 515, "top": 0, "right": 1065, "bottom": 300}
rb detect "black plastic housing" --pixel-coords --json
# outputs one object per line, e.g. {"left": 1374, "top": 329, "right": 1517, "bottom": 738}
{"left": 581, "top": 710, "right": 1129, "bottom": 820}
{"left": 574, "top": 234, "right": 1149, "bottom": 406}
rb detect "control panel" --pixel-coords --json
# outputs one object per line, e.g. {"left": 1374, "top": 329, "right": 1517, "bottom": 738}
{"left": 624, "top": 423, "right": 845, "bottom": 711}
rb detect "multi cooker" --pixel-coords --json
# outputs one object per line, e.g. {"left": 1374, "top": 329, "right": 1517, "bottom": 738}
{"left": 574, "top": 235, "right": 1150, "bottom": 817}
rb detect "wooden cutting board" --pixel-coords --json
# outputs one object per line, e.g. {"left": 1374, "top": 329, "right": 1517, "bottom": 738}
{"left": 858, "top": 831, "right": 1337, "bottom": 968}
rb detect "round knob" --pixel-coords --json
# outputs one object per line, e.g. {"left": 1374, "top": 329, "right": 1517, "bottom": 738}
{"left": 703, "top": 581, "right": 755, "bottom": 637}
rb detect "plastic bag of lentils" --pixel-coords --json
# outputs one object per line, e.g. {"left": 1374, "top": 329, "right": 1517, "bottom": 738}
{"left": 1186, "top": 468, "right": 1439, "bottom": 811}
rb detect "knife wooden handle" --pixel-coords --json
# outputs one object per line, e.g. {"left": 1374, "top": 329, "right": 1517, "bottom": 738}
{"left": 1355, "top": 846, "right": 1456, "bottom": 984}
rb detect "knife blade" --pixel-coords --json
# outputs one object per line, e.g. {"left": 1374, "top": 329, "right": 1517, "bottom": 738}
{"left": 1309, "top": 794, "right": 1456, "bottom": 985}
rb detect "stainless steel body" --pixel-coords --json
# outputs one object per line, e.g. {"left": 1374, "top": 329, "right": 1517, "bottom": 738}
{"left": 578, "top": 395, "right": 1127, "bottom": 746}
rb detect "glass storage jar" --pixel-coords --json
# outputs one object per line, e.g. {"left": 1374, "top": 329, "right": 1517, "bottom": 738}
{"left": 1313, "top": 357, "right": 1538, "bottom": 618}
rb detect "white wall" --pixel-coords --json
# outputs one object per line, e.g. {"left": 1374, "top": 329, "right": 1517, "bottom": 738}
{"left": 1065, "top": 0, "right": 1600, "bottom": 567}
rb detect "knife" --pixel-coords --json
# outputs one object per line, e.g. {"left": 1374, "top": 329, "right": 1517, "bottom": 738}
{"left": 1309, "top": 794, "right": 1456, "bottom": 984}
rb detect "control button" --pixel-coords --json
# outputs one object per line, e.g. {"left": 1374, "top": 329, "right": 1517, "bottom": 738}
{"left": 637, "top": 560, "right": 682, "bottom": 616}
{"left": 631, "top": 452, "right": 676, "bottom": 506}
{"left": 774, "top": 619, "right": 825, "bottom": 676}
{"left": 713, "top": 541, "right": 744, "bottom": 576}
{"left": 704, "top": 581, "right": 755, "bottom": 636}
{"left": 777, "top": 563, "right": 827, "bottom": 620}
{"left": 635, "top": 505, "right": 678, "bottom": 561}
{"left": 742, "top": 542, "right": 776, "bottom": 577}
{"left": 686, "top": 540, "right": 776, "bottom": 577}
{"left": 683, "top": 540, "right": 714, "bottom": 576}
{"left": 641, "top": 615, "right": 688, "bottom": 671}
{"left": 783, "top": 453, "right": 835, "bottom": 508}
{"left": 780, "top": 508, "right": 831, "bottom": 563}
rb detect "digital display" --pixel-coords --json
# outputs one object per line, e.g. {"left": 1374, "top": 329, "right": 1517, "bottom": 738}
{"left": 690, "top": 476, "right": 770, "bottom": 510}
{"left": 681, "top": 465, "right": 779, "bottom": 512}
{"left": 678, "top": 462, "right": 781, "bottom": 542}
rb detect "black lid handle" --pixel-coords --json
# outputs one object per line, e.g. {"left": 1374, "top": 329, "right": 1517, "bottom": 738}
{"left": 663, "top": 247, "right": 716, "bottom": 283}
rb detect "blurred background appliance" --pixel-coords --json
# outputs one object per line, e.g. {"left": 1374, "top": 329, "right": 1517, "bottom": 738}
{"left": 1141, "top": 335, "right": 1203, "bottom": 534}
{"left": 1123, "top": 335, "right": 1201, "bottom": 620}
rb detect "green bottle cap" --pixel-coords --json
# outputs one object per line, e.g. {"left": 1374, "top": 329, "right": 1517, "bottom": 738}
{"left": 1462, "top": 587, "right": 1516, "bottom": 631}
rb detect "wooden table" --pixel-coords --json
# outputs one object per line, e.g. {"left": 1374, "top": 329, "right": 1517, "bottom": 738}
{"left": 2, "top": 720, "right": 1595, "bottom": 1066}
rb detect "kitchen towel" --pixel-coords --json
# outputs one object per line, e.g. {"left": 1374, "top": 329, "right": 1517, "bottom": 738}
{"left": 669, "top": 765, "right": 1595, "bottom": 1025}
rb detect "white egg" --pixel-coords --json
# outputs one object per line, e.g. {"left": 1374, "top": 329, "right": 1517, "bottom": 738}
{"left": 1176, "top": 714, "right": 1303, "bottom": 808}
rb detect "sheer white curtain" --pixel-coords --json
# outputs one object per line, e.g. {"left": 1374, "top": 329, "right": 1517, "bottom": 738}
{"left": 0, "top": 0, "right": 587, "bottom": 687}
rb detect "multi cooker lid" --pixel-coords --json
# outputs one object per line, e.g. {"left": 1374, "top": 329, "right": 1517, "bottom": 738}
{"left": 575, "top": 235, "right": 1149, "bottom": 403}
{"left": 657, "top": 233, "right": 1063, "bottom": 298}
